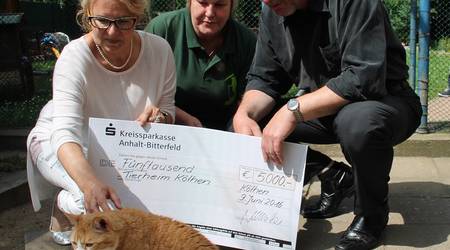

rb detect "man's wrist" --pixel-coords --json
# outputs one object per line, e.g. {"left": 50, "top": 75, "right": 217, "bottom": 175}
{"left": 287, "top": 98, "right": 304, "bottom": 122}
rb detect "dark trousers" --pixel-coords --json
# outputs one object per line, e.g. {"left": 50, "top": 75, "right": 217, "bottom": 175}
{"left": 287, "top": 87, "right": 422, "bottom": 216}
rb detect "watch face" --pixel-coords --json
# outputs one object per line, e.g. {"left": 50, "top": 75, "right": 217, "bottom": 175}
{"left": 287, "top": 98, "right": 298, "bottom": 111}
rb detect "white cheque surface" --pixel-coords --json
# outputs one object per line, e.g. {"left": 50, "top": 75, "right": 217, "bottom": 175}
{"left": 88, "top": 118, "right": 307, "bottom": 250}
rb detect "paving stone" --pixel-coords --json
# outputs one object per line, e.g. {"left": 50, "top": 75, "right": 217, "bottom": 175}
{"left": 0, "top": 170, "right": 29, "bottom": 212}
{"left": 4, "top": 149, "right": 448, "bottom": 250}
{"left": 382, "top": 224, "right": 450, "bottom": 249}
{"left": 388, "top": 197, "right": 450, "bottom": 224}
{"left": 0, "top": 170, "right": 27, "bottom": 194}
{"left": 390, "top": 157, "right": 439, "bottom": 180}
{"left": 25, "top": 230, "right": 70, "bottom": 250}
{"left": 389, "top": 180, "right": 450, "bottom": 198}
{"left": 433, "top": 158, "right": 450, "bottom": 185}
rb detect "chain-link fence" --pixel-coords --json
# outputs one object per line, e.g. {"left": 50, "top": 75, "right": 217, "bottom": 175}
{"left": 2, "top": 1, "right": 449, "bottom": 132}
{"left": 0, "top": 13, "right": 34, "bottom": 102}
{"left": 427, "top": 0, "right": 450, "bottom": 131}
{"left": 383, "top": 0, "right": 450, "bottom": 132}
{"left": 150, "top": 0, "right": 261, "bottom": 30}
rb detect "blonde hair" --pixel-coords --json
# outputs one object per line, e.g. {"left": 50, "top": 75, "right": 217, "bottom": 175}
{"left": 76, "top": 0, "right": 149, "bottom": 31}
{"left": 186, "top": 0, "right": 239, "bottom": 11}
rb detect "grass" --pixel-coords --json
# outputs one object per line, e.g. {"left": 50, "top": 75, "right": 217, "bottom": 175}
{"left": 406, "top": 48, "right": 450, "bottom": 100}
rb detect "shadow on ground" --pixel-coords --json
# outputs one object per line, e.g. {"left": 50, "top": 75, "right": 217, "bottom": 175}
{"left": 297, "top": 181, "right": 450, "bottom": 250}
{"left": 2, "top": 181, "right": 448, "bottom": 250}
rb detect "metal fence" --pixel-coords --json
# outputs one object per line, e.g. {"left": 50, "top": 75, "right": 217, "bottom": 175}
{"left": 426, "top": 0, "right": 450, "bottom": 131}
{"left": 150, "top": 0, "right": 261, "bottom": 30}
{"left": 1, "top": 1, "right": 449, "bottom": 132}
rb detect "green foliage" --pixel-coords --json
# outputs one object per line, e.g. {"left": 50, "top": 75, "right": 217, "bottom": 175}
{"left": 0, "top": 73, "right": 52, "bottom": 128}
{"left": 0, "top": 93, "right": 51, "bottom": 128}
{"left": 32, "top": 60, "right": 56, "bottom": 73}
{"left": 436, "top": 37, "right": 450, "bottom": 52}
{"left": 383, "top": 0, "right": 410, "bottom": 43}
{"left": 151, "top": 0, "right": 186, "bottom": 16}
{"left": 234, "top": 0, "right": 261, "bottom": 29}
{"left": 19, "top": 0, "right": 69, "bottom": 8}
{"left": 175, "top": 0, "right": 186, "bottom": 9}
{"left": 406, "top": 48, "right": 450, "bottom": 100}
{"left": 431, "top": 0, "right": 450, "bottom": 40}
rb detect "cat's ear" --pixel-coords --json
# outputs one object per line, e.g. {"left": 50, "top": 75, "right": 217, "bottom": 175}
{"left": 93, "top": 217, "right": 110, "bottom": 232}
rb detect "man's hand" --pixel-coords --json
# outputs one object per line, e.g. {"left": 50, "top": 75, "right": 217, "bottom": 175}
{"left": 232, "top": 90, "right": 275, "bottom": 136}
{"left": 233, "top": 111, "right": 262, "bottom": 136}
{"left": 261, "top": 106, "right": 297, "bottom": 166}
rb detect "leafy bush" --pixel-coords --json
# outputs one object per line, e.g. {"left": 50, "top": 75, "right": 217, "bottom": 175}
{"left": 0, "top": 93, "right": 51, "bottom": 128}
{"left": 436, "top": 37, "right": 450, "bottom": 52}
{"left": 0, "top": 74, "right": 52, "bottom": 128}
{"left": 383, "top": 0, "right": 411, "bottom": 43}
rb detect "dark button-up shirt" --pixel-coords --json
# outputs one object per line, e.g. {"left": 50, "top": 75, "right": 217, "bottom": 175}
{"left": 246, "top": 0, "right": 408, "bottom": 101}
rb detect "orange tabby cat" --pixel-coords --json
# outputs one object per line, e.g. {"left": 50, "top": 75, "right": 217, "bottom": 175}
{"left": 70, "top": 208, "right": 218, "bottom": 250}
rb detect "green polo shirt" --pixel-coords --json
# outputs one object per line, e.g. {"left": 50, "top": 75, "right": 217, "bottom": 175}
{"left": 145, "top": 8, "right": 256, "bottom": 130}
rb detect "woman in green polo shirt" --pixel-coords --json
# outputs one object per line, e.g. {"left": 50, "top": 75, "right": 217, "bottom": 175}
{"left": 146, "top": 0, "right": 256, "bottom": 130}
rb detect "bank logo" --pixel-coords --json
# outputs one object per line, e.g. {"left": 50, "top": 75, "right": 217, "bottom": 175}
{"left": 105, "top": 123, "right": 116, "bottom": 136}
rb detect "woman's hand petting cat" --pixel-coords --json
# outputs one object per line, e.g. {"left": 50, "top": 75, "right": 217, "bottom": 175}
{"left": 83, "top": 178, "right": 122, "bottom": 213}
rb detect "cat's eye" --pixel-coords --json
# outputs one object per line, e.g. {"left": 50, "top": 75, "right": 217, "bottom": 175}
{"left": 86, "top": 243, "right": 94, "bottom": 247}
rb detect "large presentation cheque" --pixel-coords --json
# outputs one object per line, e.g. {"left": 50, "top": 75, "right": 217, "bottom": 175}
{"left": 88, "top": 118, "right": 307, "bottom": 250}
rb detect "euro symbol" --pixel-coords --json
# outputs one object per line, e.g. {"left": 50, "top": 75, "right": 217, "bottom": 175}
{"left": 242, "top": 170, "right": 251, "bottom": 179}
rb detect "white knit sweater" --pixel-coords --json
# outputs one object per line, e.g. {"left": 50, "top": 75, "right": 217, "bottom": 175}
{"left": 27, "top": 30, "right": 176, "bottom": 211}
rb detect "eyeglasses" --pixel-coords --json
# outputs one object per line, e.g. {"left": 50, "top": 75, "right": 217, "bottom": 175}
{"left": 88, "top": 16, "right": 137, "bottom": 30}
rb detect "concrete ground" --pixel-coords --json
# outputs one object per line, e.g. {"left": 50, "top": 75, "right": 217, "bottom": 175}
{"left": 299, "top": 156, "right": 450, "bottom": 249}
{"left": 0, "top": 133, "right": 449, "bottom": 250}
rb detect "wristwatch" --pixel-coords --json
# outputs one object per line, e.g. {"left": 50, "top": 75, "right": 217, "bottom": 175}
{"left": 159, "top": 110, "right": 169, "bottom": 119}
{"left": 287, "top": 98, "right": 304, "bottom": 122}
{"left": 155, "top": 110, "right": 169, "bottom": 123}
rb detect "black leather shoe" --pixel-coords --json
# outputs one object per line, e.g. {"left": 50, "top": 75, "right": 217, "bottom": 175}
{"left": 302, "top": 162, "right": 354, "bottom": 218}
{"left": 335, "top": 213, "right": 388, "bottom": 250}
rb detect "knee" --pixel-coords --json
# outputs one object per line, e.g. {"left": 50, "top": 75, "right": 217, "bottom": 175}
{"left": 335, "top": 110, "right": 392, "bottom": 154}
{"left": 57, "top": 190, "right": 86, "bottom": 215}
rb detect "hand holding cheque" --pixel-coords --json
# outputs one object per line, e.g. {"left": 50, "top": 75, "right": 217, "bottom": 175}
{"left": 88, "top": 118, "right": 307, "bottom": 249}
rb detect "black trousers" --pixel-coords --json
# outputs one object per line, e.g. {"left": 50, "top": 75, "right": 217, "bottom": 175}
{"left": 287, "top": 87, "right": 422, "bottom": 216}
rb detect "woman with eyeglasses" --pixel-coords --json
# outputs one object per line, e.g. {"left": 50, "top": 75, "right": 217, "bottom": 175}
{"left": 25, "top": 0, "right": 175, "bottom": 245}
{"left": 146, "top": 0, "right": 256, "bottom": 130}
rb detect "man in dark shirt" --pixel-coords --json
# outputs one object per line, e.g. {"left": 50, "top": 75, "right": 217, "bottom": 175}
{"left": 233, "top": 0, "right": 422, "bottom": 249}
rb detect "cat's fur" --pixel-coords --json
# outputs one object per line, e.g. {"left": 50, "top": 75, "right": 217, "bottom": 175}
{"left": 70, "top": 208, "right": 218, "bottom": 250}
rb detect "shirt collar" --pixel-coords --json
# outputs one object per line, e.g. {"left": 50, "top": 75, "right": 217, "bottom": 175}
{"left": 184, "top": 8, "right": 202, "bottom": 49}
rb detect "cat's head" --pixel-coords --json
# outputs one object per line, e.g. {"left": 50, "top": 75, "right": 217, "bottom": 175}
{"left": 70, "top": 211, "right": 125, "bottom": 250}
